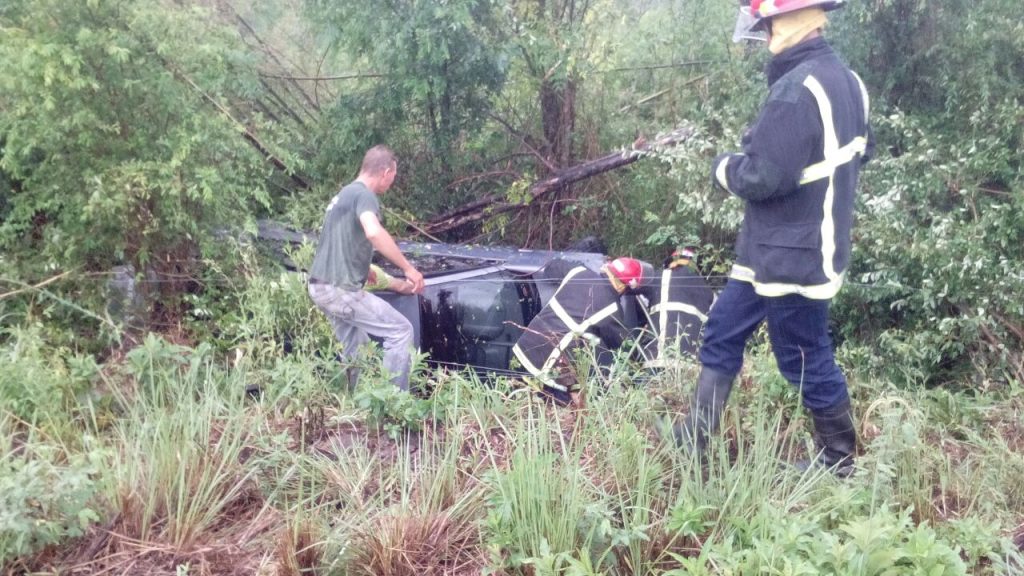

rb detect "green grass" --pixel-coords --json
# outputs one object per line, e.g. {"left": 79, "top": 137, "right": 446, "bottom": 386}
{"left": 1, "top": 326, "right": 1022, "bottom": 575}
{"left": 101, "top": 369, "right": 257, "bottom": 549}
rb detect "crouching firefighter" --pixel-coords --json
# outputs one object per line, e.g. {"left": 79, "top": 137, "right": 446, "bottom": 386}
{"left": 512, "top": 258, "right": 643, "bottom": 407}
{"left": 677, "top": 0, "right": 874, "bottom": 477}
{"left": 636, "top": 248, "right": 714, "bottom": 364}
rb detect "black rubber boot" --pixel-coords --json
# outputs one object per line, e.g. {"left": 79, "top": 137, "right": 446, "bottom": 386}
{"left": 802, "top": 398, "right": 857, "bottom": 477}
{"left": 543, "top": 386, "right": 573, "bottom": 407}
{"left": 673, "top": 367, "right": 735, "bottom": 453}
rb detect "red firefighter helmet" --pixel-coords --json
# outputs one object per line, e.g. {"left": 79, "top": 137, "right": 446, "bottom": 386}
{"left": 609, "top": 257, "right": 644, "bottom": 290}
{"left": 734, "top": 0, "right": 844, "bottom": 42}
{"left": 750, "top": 0, "right": 845, "bottom": 19}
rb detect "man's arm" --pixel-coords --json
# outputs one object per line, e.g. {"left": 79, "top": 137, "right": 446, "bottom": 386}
{"left": 359, "top": 211, "right": 424, "bottom": 293}
{"left": 365, "top": 264, "right": 417, "bottom": 295}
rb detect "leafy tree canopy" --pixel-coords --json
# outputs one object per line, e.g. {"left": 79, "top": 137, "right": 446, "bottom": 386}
{"left": 0, "top": 0, "right": 274, "bottom": 277}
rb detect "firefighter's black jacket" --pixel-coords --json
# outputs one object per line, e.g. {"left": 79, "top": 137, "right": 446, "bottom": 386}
{"left": 512, "top": 266, "right": 627, "bottom": 392}
{"left": 636, "top": 266, "right": 714, "bottom": 359}
{"left": 712, "top": 37, "right": 874, "bottom": 299}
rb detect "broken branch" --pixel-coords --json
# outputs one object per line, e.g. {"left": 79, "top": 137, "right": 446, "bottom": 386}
{"left": 419, "top": 126, "right": 694, "bottom": 236}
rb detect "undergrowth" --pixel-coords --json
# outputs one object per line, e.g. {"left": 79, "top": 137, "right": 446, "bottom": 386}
{"left": 1, "top": 320, "right": 1022, "bottom": 574}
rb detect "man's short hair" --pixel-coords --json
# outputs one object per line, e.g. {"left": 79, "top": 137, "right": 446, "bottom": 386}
{"left": 360, "top": 145, "right": 397, "bottom": 176}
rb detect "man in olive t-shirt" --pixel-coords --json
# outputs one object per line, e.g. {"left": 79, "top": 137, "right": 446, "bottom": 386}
{"left": 307, "top": 145, "right": 425, "bottom": 390}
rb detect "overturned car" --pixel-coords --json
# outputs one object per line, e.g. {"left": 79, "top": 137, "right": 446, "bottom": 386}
{"left": 257, "top": 221, "right": 711, "bottom": 377}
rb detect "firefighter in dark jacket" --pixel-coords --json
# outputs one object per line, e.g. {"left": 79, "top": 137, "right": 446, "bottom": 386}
{"left": 512, "top": 257, "right": 644, "bottom": 407}
{"left": 636, "top": 248, "right": 714, "bottom": 363}
{"left": 678, "top": 0, "right": 874, "bottom": 477}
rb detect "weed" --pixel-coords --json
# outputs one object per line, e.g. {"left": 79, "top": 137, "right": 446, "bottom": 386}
{"left": 0, "top": 428, "right": 104, "bottom": 563}
{"left": 0, "top": 325, "right": 98, "bottom": 436}
{"left": 353, "top": 379, "right": 430, "bottom": 439}
{"left": 103, "top": 345, "right": 259, "bottom": 549}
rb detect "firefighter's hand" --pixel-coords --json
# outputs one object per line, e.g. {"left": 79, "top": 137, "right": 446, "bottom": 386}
{"left": 402, "top": 267, "right": 425, "bottom": 294}
{"left": 741, "top": 127, "right": 754, "bottom": 146}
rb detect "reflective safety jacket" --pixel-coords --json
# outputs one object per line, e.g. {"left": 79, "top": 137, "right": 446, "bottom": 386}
{"left": 636, "top": 266, "right": 714, "bottom": 360}
{"left": 512, "top": 266, "right": 628, "bottom": 393}
{"left": 712, "top": 37, "right": 874, "bottom": 300}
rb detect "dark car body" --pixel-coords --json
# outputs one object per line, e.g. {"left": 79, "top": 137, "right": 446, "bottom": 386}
{"left": 257, "top": 221, "right": 651, "bottom": 375}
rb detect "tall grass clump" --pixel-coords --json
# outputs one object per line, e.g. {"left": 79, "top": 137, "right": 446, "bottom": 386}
{"left": 308, "top": 383, "right": 493, "bottom": 575}
{"left": 227, "top": 242, "right": 334, "bottom": 364}
{"left": 482, "top": 405, "right": 593, "bottom": 572}
{"left": 342, "top": 423, "right": 487, "bottom": 575}
{"left": 567, "top": 382, "right": 684, "bottom": 573}
{"left": 100, "top": 335, "right": 260, "bottom": 550}
{"left": 860, "top": 396, "right": 943, "bottom": 522}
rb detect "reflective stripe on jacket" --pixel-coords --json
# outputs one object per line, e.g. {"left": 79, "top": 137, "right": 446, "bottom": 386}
{"left": 712, "top": 38, "right": 873, "bottom": 299}
{"left": 512, "top": 266, "right": 626, "bottom": 391}
{"left": 637, "top": 267, "right": 714, "bottom": 359}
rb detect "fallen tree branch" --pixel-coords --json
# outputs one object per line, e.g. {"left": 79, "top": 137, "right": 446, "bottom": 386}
{"left": 977, "top": 316, "right": 1024, "bottom": 384}
{"left": 384, "top": 208, "right": 442, "bottom": 243}
{"left": 605, "top": 59, "right": 718, "bottom": 72}
{"left": 0, "top": 271, "right": 72, "bottom": 300}
{"left": 260, "top": 78, "right": 311, "bottom": 127}
{"left": 619, "top": 88, "right": 671, "bottom": 114}
{"left": 0, "top": 274, "right": 120, "bottom": 335}
{"left": 618, "top": 74, "right": 709, "bottom": 114}
{"left": 258, "top": 72, "right": 386, "bottom": 81}
{"left": 231, "top": 9, "right": 321, "bottom": 113}
{"left": 992, "top": 311, "right": 1024, "bottom": 344}
{"left": 418, "top": 126, "right": 694, "bottom": 236}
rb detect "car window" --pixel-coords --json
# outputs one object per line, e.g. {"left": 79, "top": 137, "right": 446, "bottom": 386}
{"left": 419, "top": 271, "right": 539, "bottom": 373}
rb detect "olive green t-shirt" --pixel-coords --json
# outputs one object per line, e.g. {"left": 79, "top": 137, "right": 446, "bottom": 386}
{"left": 309, "top": 181, "right": 380, "bottom": 291}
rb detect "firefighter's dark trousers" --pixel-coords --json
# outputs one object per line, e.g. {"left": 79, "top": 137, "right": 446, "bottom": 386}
{"left": 698, "top": 279, "right": 849, "bottom": 411}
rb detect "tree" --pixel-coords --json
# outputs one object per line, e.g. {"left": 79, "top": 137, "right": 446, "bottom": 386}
{"left": 303, "top": 0, "right": 507, "bottom": 214}
{"left": 0, "top": 0, "right": 277, "bottom": 323}
{"left": 831, "top": 0, "right": 1024, "bottom": 115}
{"left": 503, "top": 0, "right": 597, "bottom": 170}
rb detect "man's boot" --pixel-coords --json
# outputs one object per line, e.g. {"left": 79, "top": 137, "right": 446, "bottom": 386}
{"left": 801, "top": 398, "right": 857, "bottom": 477}
{"left": 673, "top": 367, "right": 735, "bottom": 453}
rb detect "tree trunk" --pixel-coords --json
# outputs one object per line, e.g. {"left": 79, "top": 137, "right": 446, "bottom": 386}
{"left": 540, "top": 78, "right": 576, "bottom": 169}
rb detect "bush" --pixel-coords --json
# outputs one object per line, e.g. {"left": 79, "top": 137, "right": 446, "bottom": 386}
{"left": 0, "top": 325, "right": 99, "bottom": 430}
{"left": 836, "top": 106, "right": 1023, "bottom": 386}
{"left": 0, "top": 442, "right": 104, "bottom": 564}
{"left": 0, "top": 0, "right": 276, "bottom": 329}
